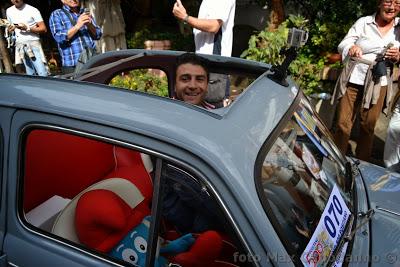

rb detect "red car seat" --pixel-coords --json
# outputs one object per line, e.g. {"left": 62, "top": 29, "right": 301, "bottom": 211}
{"left": 23, "top": 129, "right": 153, "bottom": 213}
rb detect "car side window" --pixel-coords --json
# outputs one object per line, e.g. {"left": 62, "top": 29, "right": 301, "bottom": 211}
{"left": 21, "top": 128, "right": 155, "bottom": 265}
{"left": 109, "top": 68, "right": 168, "bottom": 97}
{"left": 158, "top": 163, "right": 250, "bottom": 267}
{"left": 20, "top": 128, "right": 250, "bottom": 266}
{"left": 161, "top": 164, "right": 228, "bottom": 233}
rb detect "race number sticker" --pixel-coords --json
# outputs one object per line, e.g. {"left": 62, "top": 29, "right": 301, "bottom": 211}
{"left": 301, "top": 185, "right": 351, "bottom": 267}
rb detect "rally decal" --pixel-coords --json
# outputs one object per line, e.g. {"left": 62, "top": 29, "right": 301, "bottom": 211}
{"left": 301, "top": 185, "right": 351, "bottom": 267}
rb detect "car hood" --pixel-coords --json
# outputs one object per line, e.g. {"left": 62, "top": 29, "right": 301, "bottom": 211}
{"left": 357, "top": 162, "right": 400, "bottom": 265}
{"left": 358, "top": 161, "right": 400, "bottom": 214}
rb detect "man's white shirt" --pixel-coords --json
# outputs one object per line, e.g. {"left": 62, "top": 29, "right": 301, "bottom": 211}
{"left": 193, "top": 0, "right": 235, "bottom": 56}
{"left": 338, "top": 14, "right": 400, "bottom": 86}
{"left": 6, "top": 4, "right": 43, "bottom": 44}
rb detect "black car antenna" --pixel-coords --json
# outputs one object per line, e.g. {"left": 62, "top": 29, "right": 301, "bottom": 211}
{"left": 267, "top": 28, "right": 308, "bottom": 87}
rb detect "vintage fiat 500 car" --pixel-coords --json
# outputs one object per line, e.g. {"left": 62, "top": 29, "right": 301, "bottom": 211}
{"left": 0, "top": 50, "right": 399, "bottom": 267}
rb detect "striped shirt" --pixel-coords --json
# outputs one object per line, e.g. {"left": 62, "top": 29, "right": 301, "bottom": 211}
{"left": 201, "top": 101, "right": 216, "bottom": 110}
{"left": 49, "top": 5, "right": 102, "bottom": 67}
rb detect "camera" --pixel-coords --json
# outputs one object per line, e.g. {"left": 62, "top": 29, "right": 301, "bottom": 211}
{"left": 287, "top": 28, "right": 308, "bottom": 48}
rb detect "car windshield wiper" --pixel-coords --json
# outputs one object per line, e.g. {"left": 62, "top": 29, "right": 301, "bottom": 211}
{"left": 326, "top": 213, "right": 354, "bottom": 266}
{"left": 327, "top": 209, "right": 375, "bottom": 266}
{"left": 345, "top": 161, "right": 354, "bottom": 193}
{"left": 345, "top": 158, "right": 360, "bottom": 195}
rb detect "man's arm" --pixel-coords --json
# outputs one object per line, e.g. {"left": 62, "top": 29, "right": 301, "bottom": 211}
{"left": 49, "top": 10, "right": 70, "bottom": 45}
{"left": 172, "top": 0, "right": 222, "bottom": 33}
{"left": 31, "top": 21, "right": 47, "bottom": 34}
{"left": 29, "top": 8, "right": 47, "bottom": 34}
{"left": 185, "top": 16, "right": 222, "bottom": 34}
{"left": 15, "top": 21, "right": 47, "bottom": 34}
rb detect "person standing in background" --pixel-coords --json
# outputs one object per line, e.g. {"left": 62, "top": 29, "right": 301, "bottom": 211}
{"left": 172, "top": 0, "right": 235, "bottom": 57}
{"left": 331, "top": 0, "right": 400, "bottom": 162}
{"left": 172, "top": 0, "right": 235, "bottom": 107}
{"left": 84, "top": 0, "right": 126, "bottom": 53}
{"left": 6, "top": 0, "right": 48, "bottom": 76}
{"left": 49, "top": 0, "right": 102, "bottom": 74}
{"left": 384, "top": 86, "right": 400, "bottom": 172}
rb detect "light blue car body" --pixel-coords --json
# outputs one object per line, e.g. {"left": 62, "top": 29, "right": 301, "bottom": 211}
{"left": 0, "top": 50, "right": 398, "bottom": 266}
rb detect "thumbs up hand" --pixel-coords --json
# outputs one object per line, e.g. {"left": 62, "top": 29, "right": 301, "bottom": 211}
{"left": 173, "top": 0, "right": 188, "bottom": 21}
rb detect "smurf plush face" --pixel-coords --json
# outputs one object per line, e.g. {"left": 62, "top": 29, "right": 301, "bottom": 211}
{"left": 109, "top": 216, "right": 151, "bottom": 266}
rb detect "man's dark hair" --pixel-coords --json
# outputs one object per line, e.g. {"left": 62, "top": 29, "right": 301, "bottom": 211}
{"left": 175, "top": 52, "right": 210, "bottom": 81}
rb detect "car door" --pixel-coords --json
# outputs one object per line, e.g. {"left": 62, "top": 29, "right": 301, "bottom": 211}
{"left": 5, "top": 108, "right": 262, "bottom": 266}
{"left": 5, "top": 110, "right": 125, "bottom": 266}
{"left": 0, "top": 107, "right": 15, "bottom": 267}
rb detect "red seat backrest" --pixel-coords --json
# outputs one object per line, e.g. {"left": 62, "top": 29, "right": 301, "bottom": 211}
{"left": 23, "top": 129, "right": 152, "bottom": 212}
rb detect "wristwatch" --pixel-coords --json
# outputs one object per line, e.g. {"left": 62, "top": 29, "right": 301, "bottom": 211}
{"left": 183, "top": 15, "right": 189, "bottom": 25}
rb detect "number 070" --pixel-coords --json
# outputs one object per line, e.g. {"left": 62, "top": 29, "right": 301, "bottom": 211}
{"left": 324, "top": 195, "right": 343, "bottom": 238}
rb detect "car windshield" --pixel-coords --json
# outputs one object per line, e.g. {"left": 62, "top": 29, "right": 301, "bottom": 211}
{"left": 257, "top": 96, "right": 353, "bottom": 264}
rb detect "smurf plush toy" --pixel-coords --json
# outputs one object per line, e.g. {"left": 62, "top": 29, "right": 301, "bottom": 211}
{"left": 74, "top": 178, "right": 223, "bottom": 267}
{"left": 109, "top": 216, "right": 195, "bottom": 266}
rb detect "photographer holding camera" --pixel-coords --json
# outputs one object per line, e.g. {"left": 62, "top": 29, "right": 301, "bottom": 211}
{"left": 331, "top": 0, "right": 400, "bottom": 162}
{"left": 49, "top": 0, "right": 102, "bottom": 75}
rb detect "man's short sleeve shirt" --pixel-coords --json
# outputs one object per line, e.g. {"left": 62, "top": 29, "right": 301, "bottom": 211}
{"left": 6, "top": 4, "right": 43, "bottom": 43}
{"left": 193, "top": 0, "right": 235, "bottom": 57}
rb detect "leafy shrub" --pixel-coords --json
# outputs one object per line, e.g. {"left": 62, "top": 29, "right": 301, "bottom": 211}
{"left": 126, "top": 28, "right": 194, "bottom": 51}
{"left": 241, "top": 15, "right": 327, "bottom": 94}
{"left": 109, "top": 69, "right": 169, "bottom": 97}
{"left": 240, "top": 23, "right": 288, "bottom": 66}
{"left": 289, "top": 53, "right": 325, "bottom": 95}
{"left": 309, "top": 20, "right": 352, "bottom": 57}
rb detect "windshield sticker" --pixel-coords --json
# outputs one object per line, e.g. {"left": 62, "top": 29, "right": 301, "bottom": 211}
{"left": 301, "top": 185, "right": 351, "bottom": 267}
{"left": 300, "top": 109, "right": 316, "bottom": 132}
{"left": 302, "top": 144, "right": 322, "bottom": 180}
{"left": 319, "top": 170, "right": 328, "bottom": 185}
{"left": 295, "top": 113, "right": 328, "bottom": 157}
{"left": 295, "top": 111, "right": 316, "bottom": 133}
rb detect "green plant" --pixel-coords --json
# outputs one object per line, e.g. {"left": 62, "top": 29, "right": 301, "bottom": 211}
{"left": 240, "top": 23, "right": 288, "bottom": 65}
{"left": 109, "top": 69, "right": 169, "bottom": 97}
{"left": 126, "top": 27, "right": 194, "bottom": 51}
{"left": 241, "top": 14, "right": 309, "bottom": 65}
{"left": 309, "top": 20, "right": 351, "bottom": 56}
{"left": 241, "top": 15, "right": 327, "bottom": 94}
{"left": 289, "top": 53, "right": 325, "bottom": 95}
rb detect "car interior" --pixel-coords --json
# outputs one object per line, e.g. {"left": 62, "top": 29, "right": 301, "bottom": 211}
{"left": 21, "top": 128, "right": 249, "bottom": 266}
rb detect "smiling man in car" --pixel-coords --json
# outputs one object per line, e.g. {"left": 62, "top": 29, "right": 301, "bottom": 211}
{"left": 174, "top": 53, "right": 215, "bottom": 109}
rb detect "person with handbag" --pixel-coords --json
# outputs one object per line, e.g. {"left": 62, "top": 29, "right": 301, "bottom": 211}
{"left": 6, "top": 0, "right": 48, "bottom": 76}
{"left": 49, "top": 0, "right": 102, "bottom": 75}
{"left": 331, "top": 0, "right": 400, "bottom": 162}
